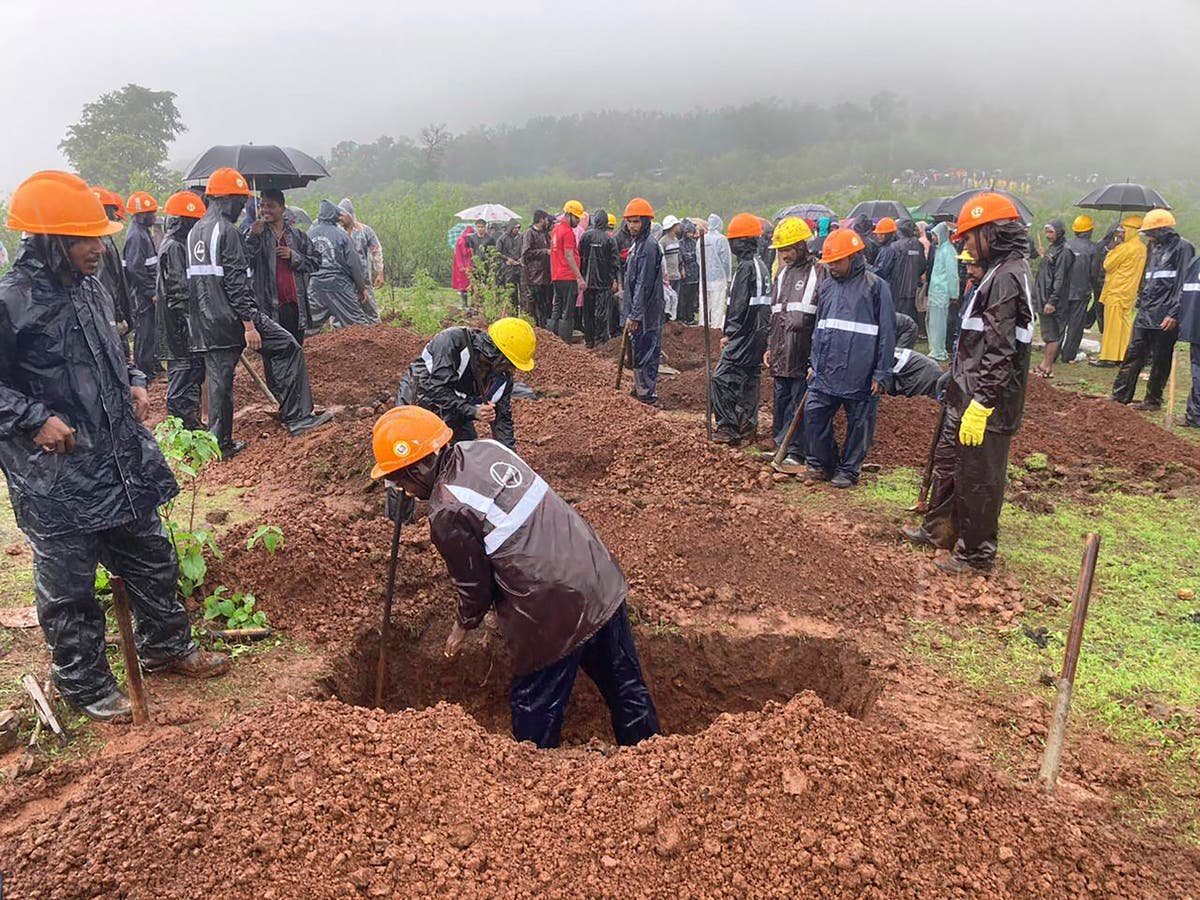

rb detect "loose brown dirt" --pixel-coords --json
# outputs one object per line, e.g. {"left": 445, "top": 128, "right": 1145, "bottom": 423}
{"left": 3, "top": 323, "right": 1198, "bottom": 898}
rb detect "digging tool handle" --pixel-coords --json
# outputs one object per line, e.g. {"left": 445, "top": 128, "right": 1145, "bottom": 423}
{"left": 240, "top": 353, "right": 279, "bottom": 407}
{"left": 110, "top": 576, "right": 150, "bottom": 726}
{"left": 916, "top": 403, "right": 948, "bottom": 510}
{"left": 772, "top": 389, "right": 808, "bottom": 467}
{"left": 1038, "top": 532, "right": 1101, "bottom": 793}
{"left": 1165, "top": 350, "right": 1178, "bottom": 427}
{"left": 615, "top": 324, "right": 630, "bottom": 390}
{"left": 699, "top": 234, "right": 714, "bottom": 441}
{"left": 374, "top": 511, "right": 404, "bottom": 708}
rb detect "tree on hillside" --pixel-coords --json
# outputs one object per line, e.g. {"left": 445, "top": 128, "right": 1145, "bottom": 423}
{"left": 418, "top": 123, "right": 451, "bottom": 180}
{"left": 59, "top": 84, "right": 186, "bottom": 193}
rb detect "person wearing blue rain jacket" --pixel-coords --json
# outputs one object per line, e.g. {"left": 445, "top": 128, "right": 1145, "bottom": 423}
{"left": 803, "top": 228, "right": 895, "bottom": 488}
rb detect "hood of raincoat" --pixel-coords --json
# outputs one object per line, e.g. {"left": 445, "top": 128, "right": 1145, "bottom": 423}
{"left": 984, "top": 220, "right": 1030, "bottom": 261}
{"left": 338, "top": 198, "right": 356, "bottom": 220}
{"left": 707, "top": 214, "right": 723, "bottom": 233}
{"left": 832, "top": 252, "right": 867, "bottom": 282}
{"left": 730, "top": 237, "right": 759, "bottom": 259}
{"left": 818, "top": 217, "right": 831, "bottom": 237}
{"left": 1046, "top": 219, "right": 1067, "bottom": 244}
{"left": 931, "top": 221, "right": 952, "bottom": 247}
{"left": 591, "top": 208, "right": 608, "bottom": 231}
{"left": 898, "top": 218, "right": 918, "bottom": 238}
{"left": 14, "top": 233, "right": 76, "bottom": 281}
{"left": 208, "top": 194, "right": 246, "bottom": 223}
{"left": 164, "top": 215, "right": 196, "bottom": 243}
{"left": 318, "top": 199, "right": 342, "bottom": 224}
{"left": 853, "top": 215, "right": 873, "bottom": 236}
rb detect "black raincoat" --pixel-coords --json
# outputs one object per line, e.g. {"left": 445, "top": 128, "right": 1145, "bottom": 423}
{"left": 245, "top": 219, "right": 321, "bottom": 331}
{"left": 0, "top": 238, "right": 177, "bottom": 538}
{"left": 155, "top": 216, "right": 197, "bottom": 361}
{"left": 186, "top": 197, "right": 259, "bottom": 351}
{"left": 875, "top": 221, "right": 923, "bottom": 318}
{"left": 97, "top": 235, "right": 133, "bottom": 336}
{"left": 894, "top": 312, "right": 919, "bottom": 350}
{"left": 124, "top": 213, "right": 161, "bottom": 376}
{"left": 711, "top": 239, "right": 771, "bottom": 437}
{"left": 1034, "top": 221, "right": 1072, "bottom": 319}
{"left": 1134, "top": 230, "right": 1195, "bottom": 330}
{"left": 767, "top": 257, "right": 820, "bottom": 378}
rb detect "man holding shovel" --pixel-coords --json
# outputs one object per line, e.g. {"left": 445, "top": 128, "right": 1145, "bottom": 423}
{"left": 371, "top": 406, "right": 660, "bottom": 749}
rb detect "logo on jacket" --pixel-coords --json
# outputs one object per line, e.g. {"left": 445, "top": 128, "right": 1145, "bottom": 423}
{"left": 193, "top": 240, "right": 206, "bottom": 262}
{"left": 489, "top": 461, "right": 524, "bottom": 489}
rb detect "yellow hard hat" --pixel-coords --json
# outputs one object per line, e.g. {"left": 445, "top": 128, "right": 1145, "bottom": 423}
{"left": 1120, "top": 214, "right": 1143, "bottom": 230}
{"left": 956, "top": 250, "right": 975, "bottom": 262}
{"left": 607, "top": 213, "right": 617, "bottom": 228}
{"left": 563, "top": 200, "right": 585, "bottom": 219}
{"left": 1072, "top": 215, "right": 1094, "bottom": 233}
{"left": 770, "top": 216, "right": 813, "bottom": 249}
{"left": 1140, "top": 208, "right": 1175, "bottom": 232}
{"left": 488, "top": 317, "right": 537, "bottom": 372}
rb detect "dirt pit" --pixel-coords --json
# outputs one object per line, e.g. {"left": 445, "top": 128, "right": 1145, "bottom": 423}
{"left": 329, "top": 618, "right": 882, "bottom": 742}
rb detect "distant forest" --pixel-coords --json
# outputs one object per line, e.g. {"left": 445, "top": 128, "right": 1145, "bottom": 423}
{"left": 316, "top": 92, "right": 1192, "bottom": 197}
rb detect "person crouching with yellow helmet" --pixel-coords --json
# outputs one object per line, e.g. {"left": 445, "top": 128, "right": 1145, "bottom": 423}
{"left": 387, "top": 317, "right": 536, "bottom": 521}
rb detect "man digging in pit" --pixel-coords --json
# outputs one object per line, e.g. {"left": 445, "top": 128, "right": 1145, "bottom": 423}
{"left": 371, "top": 405, "right": 661, "bottom": 749}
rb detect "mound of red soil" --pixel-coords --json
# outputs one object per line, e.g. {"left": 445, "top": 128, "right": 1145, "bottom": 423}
{"left": 3, "top": 697, "right": 1195, "bottom": 898}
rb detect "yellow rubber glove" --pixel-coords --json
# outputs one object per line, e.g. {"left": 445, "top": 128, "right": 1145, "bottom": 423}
{"left": 958, "top": 400, "right": 993, "bottom": 447}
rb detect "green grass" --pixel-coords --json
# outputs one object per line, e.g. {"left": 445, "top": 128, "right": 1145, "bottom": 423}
{"left": 0, "top": 482, "right": 34, "bottom": 609}
{"left": 853, "top": 467, "right": 1200, "bottom": 825}
{"left": 374, "top": 270, "right": 463, "bottom": 335}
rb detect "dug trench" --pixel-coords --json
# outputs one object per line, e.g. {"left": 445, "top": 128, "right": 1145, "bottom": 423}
{"left": 326, "top": 614, "right": 882, "bottom": 742}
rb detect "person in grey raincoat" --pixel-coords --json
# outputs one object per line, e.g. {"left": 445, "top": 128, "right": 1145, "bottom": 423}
{"left": 1111, "top": 209, "right": 1195, "bottom": 410}
{"left": 0, "top": 171, "right": 228, "bottom": 723}
{"left": 803, "top": 228, "right": 895, "bottom": 488}
{"left": 245, "top": 189, "right": 322, "bottom": 345}
{"left": 1033, "top": 219, "right": 1073, "bottom": 377}
{"left": 711, "top": 214, "right": 772, "bottom": 444}
{"left": 337, "top": 198, "right": 383, "bottom": 323}
{"left": 765, "top": 218, "right": 820, "bottom": 466}
{"left": 306, "top": 200, "right": 371, "bottom": 328}
{"left": 123, "top": 194, "right": 162, "bottom": 380}
{"left": 186, "top": 168, "right": 332, "bottom": 458}
{"left": 373, "top": 405, "right": 659, "bottom": 750}
{"left": 622, "top": 199, "right": 665, "bottom": 406}
{"left": 702, "top": 213, "right": 733, "bottom": 330}
{"left": 155, "top": 192, "right": 207, "bottom": 430}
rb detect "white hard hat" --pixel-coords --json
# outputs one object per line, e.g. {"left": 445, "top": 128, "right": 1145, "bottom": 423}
{"left": 661, "top": 215, "right": 680, "bottom": 230}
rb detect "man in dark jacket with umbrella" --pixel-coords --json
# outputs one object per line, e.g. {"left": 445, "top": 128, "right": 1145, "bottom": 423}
{"left": 623, "top": 198, "right": 665, "bottom": 406}
{"left": 1058, "top": 215, "right": 1103, "bottom": 364}
{"left": 1, "top": 171, "right": 228, "bottom": 723}
{"left": 155, "top": 191, "right": 207, "bottom": 430}
{"left": 1033, "top": 219, "right": 1073, "bottom": 378}
{"left": 766, "top": 218, "right": 820, "bottom": 467}
{"left": 578, "top": 208, "right": 620, "bottom": 349}
{"left": 1111, "top": 209, "right": 1194, "bottom": 410}
{"left": 124, "top": 192, "right": 163, "bottom": 381}
{"left": 803, "top": 229, "right": 895, "bottom": 488}
{"left": 711, "top": 213, "right": 772, "bottom": 444}
{"left": 245, "top": 189, "right": 321, "bottom": 345}
{"left": 903, "top": 193, "right": 1034, "bottom": 574}
{"left": 372, "top": 405, "right": 660, "bottom": 749}
{"left": 306, "top": 200, "right": 371, "bottom": 328}
{"left": 187, "top": 168, "right": 332, "bottom": 458}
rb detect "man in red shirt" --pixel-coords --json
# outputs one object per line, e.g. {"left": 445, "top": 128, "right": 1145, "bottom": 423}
{"left": 246, "top": 189, "right": 321, "bottom": 345}
{"left": 548, "top": 200, "right": 587, "bottom": 342}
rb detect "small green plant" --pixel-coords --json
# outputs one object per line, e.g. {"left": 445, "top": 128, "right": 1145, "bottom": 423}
{"left": 246, "top": 524, "right": 284, "bottom": 554}
{"left": 402, "top": 268, "right": 452, "bottom": 333}
{"left": 1023, "top": 452, "right": 1049, "bottom": 472}
{"left": 468, "top": 249, "right": 515, "bottom": 321}
{"left": 154, "top": 417, "right": 223, "bottom": 598}
{"left": 202, "top": 588, "right": 267, "bottom": 630}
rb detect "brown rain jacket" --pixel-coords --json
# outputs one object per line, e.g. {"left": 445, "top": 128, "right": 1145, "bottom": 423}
{"left": 428, "top": 440, "right": 627, "bottom": 675}
{"left": 945, "top": 224, "right": 1034, "bottom": 435}
{"left": 767, "top": 258, "right": 820, "bottom": 378}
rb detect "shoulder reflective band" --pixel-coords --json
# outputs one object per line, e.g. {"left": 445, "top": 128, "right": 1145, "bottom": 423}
{"left": 489, "top": 381, "right": 507, "bottom": 403}
{"left": 1015, "top": 271, "right": 1034, "bottom": 344}
{"left": 458, "top": 346, "right": 471, "bottom": 377}
{"left": 445, "top": 476, "right": 549, "bottom": 556}
{"left": 1146, "top": 270, "right": 1177, "bottom": 279}
{"left": 798, "top": 267, "right": 818, "bottom": 314}
{"left": 144, "top": 255, "right": 158, "bottom": 266}
{"left": 816, "top": 318, "right": 879, "bottom": 336}
{"left": 186, "top": 222, "right": 226, "bottom": 278}
{"left": 750, "top": 257, "right": 770, "bottom": 306}
{"left": 892, "top": 347, "right": 912, "bottom": 373}
{"left": 420, "top": 346, "right": 434, "bottom": 371}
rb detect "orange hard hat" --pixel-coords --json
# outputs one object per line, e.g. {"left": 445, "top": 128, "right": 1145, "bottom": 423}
{"left": 205, "top": 167, "right": 252, "bottom": 197}
{"left": 873, "top": 217, "right": 897, "bottom": 235}
{"left": 726, "top": 212, "right": 763, "bottom": 240}
{"left": 370, "top": 406, "right": 454, "bottom": 479}
{"left": 90, "top": 185, "right": 126, "bottom": 219}
{"left": 7, "top": 171, "right": 122, "bottom": 238}
{"left": 126, "top": 191, "right": 159, "bottom": 215}
{"left": 164, "top": 191, "right": 207, "bottom": 219}
{"left": 954, "top": 192, "right": 1021, "bottom": 238}
{"left": 623, "top": 197, "right": 654, "bottom": 219}
{"left": 820, "top": 228, "right": 867, "bottom": 264}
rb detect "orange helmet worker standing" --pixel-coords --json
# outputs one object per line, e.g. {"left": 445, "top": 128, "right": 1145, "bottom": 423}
{"left": 902, "top": 193, "right": 1035, "bottom": 574}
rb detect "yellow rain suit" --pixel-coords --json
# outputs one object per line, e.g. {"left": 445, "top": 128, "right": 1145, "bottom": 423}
{"left": 1098, "top": 218, "right": 1147, "bottom": 362}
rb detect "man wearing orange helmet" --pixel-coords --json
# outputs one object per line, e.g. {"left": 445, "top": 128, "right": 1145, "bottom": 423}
{"left": 711, "top": 213, "right": 772, "bottom": 444}
{"left": 0, "top": 172, "right": 229, "bottom": 722}
{"left": 124, "top": 192, "right": 163, "bottom": 381}
{"left": 155, "top": 191, "right": 208, "bottom": 430}
{"left": 371, "top": 405, "right": 659, "bottom": 749}
{"left": 803, "top": 229, "right": 895, "bottom": 487}
{"left": 622, "top": 198, "right": 665, "bottom": 406}
{"left": 187, "top": 168, "right": 332, "bottom": 458}
{"left": 903, "top": 193, "right": 1035, "bottom": 574}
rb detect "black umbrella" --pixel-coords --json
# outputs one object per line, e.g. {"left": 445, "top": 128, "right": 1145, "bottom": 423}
{"left": 933, "top": 189, "right": 1034, "bottom": 225}
{"left": 1076, "top": 183, "right": 1170, "bottom": 213}
{"left": 914, "top": 197, "right": 952, "bottom": 219}
{"left": 847, "top": 200, "right": 912, "bottom": 221}
{"left": 774, "top": 202, "right": 836, "bottom": 222}
{"left": 184, "top": 144, "right": 330, "bottom": 191}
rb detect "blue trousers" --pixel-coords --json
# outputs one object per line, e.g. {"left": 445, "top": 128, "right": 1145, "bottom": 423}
{"left": 772, "top": 376, "right": 808, "bottom": 458}
{"left": 510, "top": 602, "right": 661, "bottom": 749}
{"left": 632, "top": 328, "right": 662, "bottom": 402}
{"left": 803, "top": 389, "right": 879, "bottom": 482}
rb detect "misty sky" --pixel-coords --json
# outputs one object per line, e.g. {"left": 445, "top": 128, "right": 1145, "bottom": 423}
{"left": 3, "top": 0, "right": 1198, "bottom": 191}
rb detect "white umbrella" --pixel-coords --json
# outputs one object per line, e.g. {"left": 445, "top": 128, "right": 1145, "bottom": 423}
{"left": 456, "top": 203, "right": 521, "bottom": 222}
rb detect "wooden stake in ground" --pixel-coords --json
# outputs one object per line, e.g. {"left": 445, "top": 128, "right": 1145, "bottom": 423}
{"left": 109, "top": 576, "right": 150, "bottom": 726}
{"left": 1165, "top": 350, "right": 1178, "bottom": 428}
{"left": 615, "top": 323, "right": 631, "bottom": 391}
{"left": 374, "top": 512, "right": 404, "bottom": 708}
{"left": 21, "top": 673, "right": 65, "bottom": 745}
{"left": 910, "top": 403, "right": 948, "bottom": 513}
{"left": 771, "top": 389, "right": 808, "bottom": 470}
{"left": 1038, "top": 532, "right": 1101, "bottom": 793}
{"left": 699, "top": 233, "right": 714, "bottom": 442}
